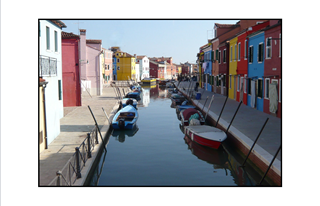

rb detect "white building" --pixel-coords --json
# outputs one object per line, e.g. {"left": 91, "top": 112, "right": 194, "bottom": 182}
{"left": 136, "top": 55, "right": 150, "bottom": 80}
{"left": 39, "top": 20, "right": 66, "bottom": 146}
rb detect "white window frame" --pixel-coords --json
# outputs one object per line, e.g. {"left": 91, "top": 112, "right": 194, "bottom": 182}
{"left": 238, "top": 42, "right": 241, "bottom": 61}
{"left": 279, "top": 34, "right": 281, "bottom": 57}
{"left": 234, "top": 44, "right": 237, "bottom": 62}
{"left": 244, "top": 40, "right": 247, "bottom": 60}
{"left": 257, "top": 78, "right": 263, "bottom": 99}
{"left": 237, "top": 75, "right": 240, "bottom": 91}
{"left": 244, "top": 75, "right": 247, "bottom": 93}
{"left": 54, "top": 30, "right": 58, "bottom": 52}
{"left": 264, "top": 78, "right": 270, "bottom": 99}
{"left": 266, "top": 37, "right": 272, "bottom": 59}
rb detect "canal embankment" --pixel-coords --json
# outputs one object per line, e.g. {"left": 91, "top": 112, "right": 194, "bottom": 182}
{"left": 39, "top": 85, "right": 127, "bottom": 186}
{"left": 175, "top": 81, "right": 281, "bottom": 186}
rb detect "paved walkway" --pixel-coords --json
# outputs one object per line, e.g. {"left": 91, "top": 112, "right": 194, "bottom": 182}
{"left": 176, "top": 81, "right": 281, "bottom": 173}
{"left": 39, "top": 85, "right": 127, "bottom": 186}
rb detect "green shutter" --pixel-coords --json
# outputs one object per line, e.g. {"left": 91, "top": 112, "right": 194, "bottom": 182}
{"left": 58, "top": 80, "right": 62, "bottom": 100}
{"left": 46, "top": 26, "right": 50, "bottom": 50}
{"left": 216, "top": 49, "right": 218, "bottom": 60}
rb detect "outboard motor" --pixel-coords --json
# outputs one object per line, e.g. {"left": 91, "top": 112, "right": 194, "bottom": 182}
{"left": 118, "top": 118, "right": 125, "bottom": 129}
{"left": 126, "top": 99, "right": 134, "bottom": 106}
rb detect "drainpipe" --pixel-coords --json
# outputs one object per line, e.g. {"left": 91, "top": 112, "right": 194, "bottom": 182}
{"left": 40, "top": 80, "right": 49, "bottom": 149}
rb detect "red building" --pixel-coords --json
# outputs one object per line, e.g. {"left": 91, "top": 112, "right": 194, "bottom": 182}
{"left": 263, "top": 20, "right": 282, "bottom": 118}
{"left": 236, "top": 21, "right": 270, "bottom": 105}
{"left": 150, "top": 60, "right": 166, "bottom": 79}
{"left": 61, "top": 32, "right": 82, "bottom": 107}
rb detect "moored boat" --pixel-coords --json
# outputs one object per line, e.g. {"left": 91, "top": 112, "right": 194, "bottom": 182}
{"left": 180, "top": 108, "right": 205, "bottom": 126}
{"left": 121, "top": 98, "right": 138, "bottom": 109}
{"left": 125, "top": 91, "right": 141, "bottom": 100}
{"left": 184, "top": 125, "right": 227, "bottom": 149}
{"left": 112, "top": 105, "right": 138, "bottom": 130}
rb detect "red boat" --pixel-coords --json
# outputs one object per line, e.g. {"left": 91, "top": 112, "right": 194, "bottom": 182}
{"left": 180, "top": 108, "right": 205, "bottom": 126}
{"left": 184, "top": 125, "right": 227, "bottom": 149}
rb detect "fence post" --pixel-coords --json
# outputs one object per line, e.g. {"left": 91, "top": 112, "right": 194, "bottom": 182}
{"left": 95, "top": 127, "right": 99, "bottom": 144}
{"left": 56, "top": 170, "right": 62, "bottom": 186}
{"left": 75, "top": 147, "right": 82, "bottom": 179}
{"left": 87, "top": 133, "right": 92, "bottom": 158}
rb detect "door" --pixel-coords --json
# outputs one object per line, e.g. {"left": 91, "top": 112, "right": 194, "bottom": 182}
{"left": 234, "top": 76, "right": 237, "bottom": 100}
{"left": 63, "top": 72, "right": 77, "bottom": 107}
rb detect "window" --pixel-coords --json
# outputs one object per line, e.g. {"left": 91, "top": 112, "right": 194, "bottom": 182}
{"left": 117, "top": 66, "right": 120, "bottom": 70}
{"left": 258, "top": 43, "right": 264, "bottom": 62}
{"left": 238, "top": 43, "right": 241, "bottom": 61}
{"left": 46, "top": 26, "right": 50, "bottom": 50}
{"left": 257, "top": 79, "right": 263, "bottom": 98}
{"left": 279, "top": 34, "right": 281, "bottom": 57}
{"left": 249, "top": 46, "right": 253, "bottom": 63}
{"left": 211, "top": 50, "right": 214, "bottom": 61}
{"left": 230, "top": 46, "right": 233, "bottom": 62}
{"left": 244, "top": 75, "right": 247, "bottom": 93}
{"left": 237, "top": 76, "right": 240, "bottom": 91}
{"left": 248, "top": 78, "right": 251, "bottom": 95}
{"left": 265, "top": 78, "right": 270, "bottom": 99}
{"left": 244, "top": 40, "right": 247, "bottom": 60}
{"left": 266, "top": 37, "right": 272, "bottom": 59}
{"left": 218, "top": 50, "right": 221, "bottom": 64}
{"left": 54, "top": 31, "right": 58, "bottom": 52}
{"left": 216, "top": 49, "right": 219, "bottom": 61}
{"left": 117, "top": 58, "right": 120, "bottom": 63}
{"left": 223, "top": 49, "right": 226, "bottom": 63}
{"left": 234, "top": 44, "right": 237, "bottom": 62}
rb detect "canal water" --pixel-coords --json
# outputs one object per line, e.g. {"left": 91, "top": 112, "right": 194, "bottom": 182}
{"left": 88, "top": 85, "right": 270, "bottom": 186}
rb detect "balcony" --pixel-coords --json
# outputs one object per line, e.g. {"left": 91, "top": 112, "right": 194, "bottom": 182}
{"left": 39, "top": 55, "right": 57, "bottom": 77}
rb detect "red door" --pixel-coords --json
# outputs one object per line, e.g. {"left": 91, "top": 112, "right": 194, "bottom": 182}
{"left": 63, "top": 72, "right": 80, "bottom": 107}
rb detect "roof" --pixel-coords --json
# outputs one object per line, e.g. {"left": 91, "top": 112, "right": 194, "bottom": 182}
{"left": 86, "top": 39, "right": 102, "bottom": 44}
{"left": 214, "top": 23, "right": 239, "bottom": 28}
{"left": 136, "top": 55, "right": 147, "bottom": 59}
{"left": 50, "top": 20, "right": 67, "bottom": 28}
{"left": 61, "top": 31, "right": 79, "bottom": 39}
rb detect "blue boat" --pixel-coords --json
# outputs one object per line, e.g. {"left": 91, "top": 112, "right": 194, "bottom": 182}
{"left": 112, "top": 105, "right": 138, "bottom": 130}
{"left": 121, "top": 98, "right": 138, "bottom": 109}
{"left": 125, "top": 91, "right": 141, "bottom": 100}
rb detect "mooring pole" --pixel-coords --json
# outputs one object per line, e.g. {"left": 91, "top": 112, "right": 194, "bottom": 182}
{"left": 242, "top": 118, "right": 269, "bottom": 167}
{"left": 258, "top": 144, "right": 281, "bottom": 185}
{"left": 205, "top": 95, "right": 214, "bottom": 121}
{"left": 201, "top": 96, "right": 209, "bottom": 112}
{"left": 88, "top": 106, "right": 107, "bottom": 151}
{"left": 226, "top": 101, "right": 242, "bottom": 133}
{"left": 215, "top": 96, "right": 228, "bottom": 127}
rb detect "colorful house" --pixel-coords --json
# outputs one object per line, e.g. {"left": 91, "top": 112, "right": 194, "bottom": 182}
{"left": 79, "top": 29, "right": 103, "bottom": 96}
{"left": 61, "top": 31, "right": 81, "bottom": 107}
{"left": 247, "top": 30, "right": 266, "bottom": 112}
{"left": 114, "top": 51, "right": 136, "bottom": 81}
{"left": 39, "top": 20, "right": 66, "bottom": 147}
{"left": 228, "top": 36, "right": 238, "bottom": 100}
{"left": 103, "top": 48, "right": 113, "bottom": 84}
{"left": 201, "top": 43, "right": 212, "bottom": 91}
{"left": 149, "top": 60, "right": 166, "bottom": 79}
{"left": 263, "top": 20, "right": 282, "bottom": 118}
{"left": 136, "top": 55, "right": 150, "bottom": 80}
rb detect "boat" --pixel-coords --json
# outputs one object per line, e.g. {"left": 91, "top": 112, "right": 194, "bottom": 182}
{"left": 170, "top": 93, "right": 186, "bottom": 106}
{"left": 180, "top": 108, "right": 205, "bottom": 126}
{"left": 141, "top": 78, "right": 156, "bottom": 85}
{"left": 175, "top": 100, "right": 196, "bottom": 113}
{"left": 183, "top": 125, "right": 227, "bottom": 149}
{"left": 121, "top": 98, "right": 138, "bottom": 109}
{"left": 112, "top": 105, "right": 138, "bottom": 130}
{"left": 125, "top": 91, "right": 141, "bottom": 100}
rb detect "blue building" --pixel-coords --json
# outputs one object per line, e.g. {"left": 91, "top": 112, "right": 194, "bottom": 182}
{"left": 113, "top": 56, "right": 117, "bottom": 80}
{"left": 203, "top": 44, "right": 212, "bottom": 92}
{"left": 247, "top": 31, "right": 265, "bottom": 112}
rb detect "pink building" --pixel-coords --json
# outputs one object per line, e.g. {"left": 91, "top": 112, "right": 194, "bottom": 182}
{"left": 79, "top": 29, "right": 103, "bottom": 95}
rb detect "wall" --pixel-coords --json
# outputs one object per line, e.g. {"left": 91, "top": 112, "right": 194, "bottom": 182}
{"left": 229, "top": 37, "right": 238, "bottom": 100}
{"left": 86, "top": 46, "right": 102, "bottom": 95}
{"left": 39, "top": 20, "right": 63, "bottom": 145}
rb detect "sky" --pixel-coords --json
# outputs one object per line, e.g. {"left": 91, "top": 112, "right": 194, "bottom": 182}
{"left": 60, "top": 19, "right": 240, "bottom": 64}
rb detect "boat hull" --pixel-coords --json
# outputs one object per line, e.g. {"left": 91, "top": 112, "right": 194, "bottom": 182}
{"left": 184, "top": 125, "right": 227, "bottom": 149}
{"left": 180, "top": 108, "right": 205, "bottom": 126}
{"left": 112, "top": 105, "right": 138, "bottom": 130}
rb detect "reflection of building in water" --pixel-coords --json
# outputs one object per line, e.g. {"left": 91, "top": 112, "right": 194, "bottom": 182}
{"left": 140, "top": 88, "right": 150, "bottom": 107}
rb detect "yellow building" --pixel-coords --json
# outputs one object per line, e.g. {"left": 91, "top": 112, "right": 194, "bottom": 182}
{"left": 229, "top": 37, "right": 238, "bottom": 100}
{"left": 114, "top": 51, "right": 136, "bottom": 81}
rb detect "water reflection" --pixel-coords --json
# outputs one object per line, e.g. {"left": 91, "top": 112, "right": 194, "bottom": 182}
{"left": 111, "top": 125, "right": 139, "bottom": 143}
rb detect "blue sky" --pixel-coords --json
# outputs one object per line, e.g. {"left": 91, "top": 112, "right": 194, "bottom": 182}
{"left": 61, "top": 19, "right": 239, "bottom": 64}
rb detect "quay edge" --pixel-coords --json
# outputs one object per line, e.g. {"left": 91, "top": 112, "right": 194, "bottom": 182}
{"left": 175, "top": 82, "right": 281, "bottom": 186}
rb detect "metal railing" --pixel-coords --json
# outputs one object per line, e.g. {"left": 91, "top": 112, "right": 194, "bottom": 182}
{"left": 39, "top": 55, "right": 57, "bottom": 77}
{"left": 48, "top": 126, "right": 99, "bottom": 186}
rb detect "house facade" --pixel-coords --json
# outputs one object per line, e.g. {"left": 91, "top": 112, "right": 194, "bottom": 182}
{"left": 114, "top": 51, "right": 136, "bottom": 81}
{"left": 202, "top": 43, "right": 212, "bottom": 91}
{"left": 103, "top": 48, "right": 113, "bottom": 84}
{"left": 229, "top": 36, "right": 238, "bottom": 100}
{"left": 136, "top": 55, "right": 150, "bottom": 80}
{"left": 247, "top": 31, "right": 266, "bottom": 112}
{"left": 39, "top": 20, "right": 66, "bottom": 146}
{"left": 61, "top": 31, "right": 81, "bottom": 107}
{"left": 79, "top": 29, "right": 103, "bottom": 96}
{"left": 263, "top": 21, "right": 282, "bottom": 118}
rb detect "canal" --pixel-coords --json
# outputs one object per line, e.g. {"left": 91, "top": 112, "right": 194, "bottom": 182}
{"left": 87, "top": 85, "right": 273, "bottom": 186}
